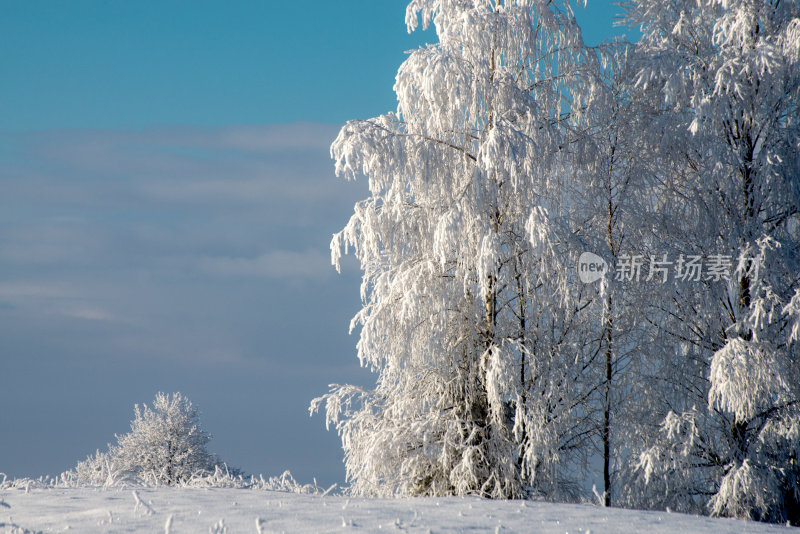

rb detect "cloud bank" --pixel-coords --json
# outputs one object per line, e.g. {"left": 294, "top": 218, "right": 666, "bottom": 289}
{"left": 0, "top": 123, "right": 371, "bottom": 486}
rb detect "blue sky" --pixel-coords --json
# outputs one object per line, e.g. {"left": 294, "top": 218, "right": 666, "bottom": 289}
{"left": 0, "top": 1, "right": 634, "bottom": 485}
{"left": 1, "top": 1, "right": 436, "bottom": 130}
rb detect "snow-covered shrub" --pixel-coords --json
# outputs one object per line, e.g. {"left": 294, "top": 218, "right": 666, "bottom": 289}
{"left": 76, "top": 392, "right": 229, "bottom": 486}
{"left": 74, "top": 449, "right": 121, "bottom": 486}
{"left": 2, "top": 468, "right": 328, "bottom": 495}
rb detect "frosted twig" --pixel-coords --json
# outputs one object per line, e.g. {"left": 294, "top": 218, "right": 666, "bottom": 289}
{"left": 132, "top": 489, "right": 155, "bottom": 515}
{"left": 209, "top": 518, "right": 227, "bottom": 533}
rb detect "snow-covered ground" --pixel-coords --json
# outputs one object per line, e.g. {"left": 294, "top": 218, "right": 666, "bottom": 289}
{"left": 0, "top": 487, "right": 794, "bottom": 533}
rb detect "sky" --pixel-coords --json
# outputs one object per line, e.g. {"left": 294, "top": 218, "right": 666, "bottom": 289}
{"left": 0, "top": 1, "right": 635, "bottom": 486}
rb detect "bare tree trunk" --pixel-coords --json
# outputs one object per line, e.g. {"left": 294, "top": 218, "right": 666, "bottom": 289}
{"left": 603, "top": 294, "right": 612, "bottom": 507}
{"left": 602, "top": 139, "right": 618, "bottom": 507}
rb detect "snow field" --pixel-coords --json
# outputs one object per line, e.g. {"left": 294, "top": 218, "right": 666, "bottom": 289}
{"left": 0, "top": 487, "right": 794, "bottom": 533}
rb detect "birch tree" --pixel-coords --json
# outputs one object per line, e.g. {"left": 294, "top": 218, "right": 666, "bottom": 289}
{"left": 624, "top": 0, "right": 800, "bottom": 522}
{"left": 566, "top": 42, "right": 663, "bottom": 506}
{"left": 313, "top": 0, "right": 607, "bottom": 498}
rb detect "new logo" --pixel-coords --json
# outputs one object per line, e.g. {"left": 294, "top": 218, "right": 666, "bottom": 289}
{"left": 578, "top": 252, "right": 607, "bottom": 284}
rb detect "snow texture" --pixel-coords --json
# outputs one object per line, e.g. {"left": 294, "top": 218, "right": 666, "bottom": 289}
{"left": 0, "top": 486, "right": 794, "bottom": 534}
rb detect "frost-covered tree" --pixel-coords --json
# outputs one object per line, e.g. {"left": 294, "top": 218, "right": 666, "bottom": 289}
{"left": 313, "top": 0, "right": 613, "bottom": 498}
{"left": 114, "top": 392, "right": 221, "bottom": 485}
{"left": 565, "top": 43, "right": 663, "bottom": 507}
{"left": 623, "top": 0, "right": 800, "bottom": 523}
{"left": 314, "top": 0, "right": 799, "bottom": 516}
{"left": 77, "top": 392, "right": 224, "bottom": 485}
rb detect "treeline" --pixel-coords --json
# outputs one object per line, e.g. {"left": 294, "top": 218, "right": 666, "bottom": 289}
{"left": 313, "top": 0, "right": 800, "bottom": 525}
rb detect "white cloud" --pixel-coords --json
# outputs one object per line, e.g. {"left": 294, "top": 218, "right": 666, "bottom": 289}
{"left": 199, "top": 249, "right": 332, "bottom": 280}
{"left": 0, "top": 281, "right": 118, "bottom": 322}
{"left": 56, "top": 303, "right": 116, "bottom": 322}
{"left": 0, "top": 281, "right": 76, "bottom": 299}
{"left": 0, "top": 122, "right": 364, "bottom": 370}
{"left": 213, "top": 122, "right": 339, "bottom": 152}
